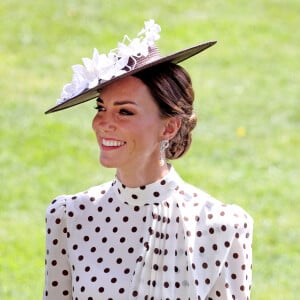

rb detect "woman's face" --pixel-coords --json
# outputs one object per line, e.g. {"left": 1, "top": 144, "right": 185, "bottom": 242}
{"left": 92, "top": 76, "right": 168, "bottom": 172}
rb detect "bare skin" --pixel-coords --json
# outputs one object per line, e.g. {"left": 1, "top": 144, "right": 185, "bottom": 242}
{"left": 92, "top": 76, "right": 181, "bottom": 187}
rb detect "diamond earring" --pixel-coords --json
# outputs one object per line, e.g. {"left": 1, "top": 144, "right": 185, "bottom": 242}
{"left": 159, "top": 140, "right": 169, "bottom": 166}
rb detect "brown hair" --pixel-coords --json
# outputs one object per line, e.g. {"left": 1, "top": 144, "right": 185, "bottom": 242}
{"left": 134, "top": 63, "right": 197, "bottom": 159}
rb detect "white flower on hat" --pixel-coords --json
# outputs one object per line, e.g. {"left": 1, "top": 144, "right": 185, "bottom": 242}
{"left": 57, "top": 19, "right": 161, "bottom": 104}
{"left": 139, "top": 19, "right": 161, "bottom": 46}
{"left": 97, "top": 51, "right": 127, "bottom": 81}
{"left": 58, "top": 69, "right": 88, "bottom": 104}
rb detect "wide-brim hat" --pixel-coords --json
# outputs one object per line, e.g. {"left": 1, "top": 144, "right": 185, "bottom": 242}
{"left": 45, "top": 20, "right": 216, "bottom": 114}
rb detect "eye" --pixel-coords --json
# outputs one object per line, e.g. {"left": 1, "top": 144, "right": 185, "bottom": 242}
{"left": 119, "top": 109, "right": 134, "bottom": 116}
{"left": 94, "top": 105, "right": 106, "bottom": 112}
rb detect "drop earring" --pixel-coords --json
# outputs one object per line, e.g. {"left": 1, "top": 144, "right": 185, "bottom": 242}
{"left": 159, "top": 140, "right": 169, "bottom": 166}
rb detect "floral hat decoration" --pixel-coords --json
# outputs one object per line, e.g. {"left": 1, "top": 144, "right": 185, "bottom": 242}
{"left": 45, "top": 19, "right": 216, "bottom": 114}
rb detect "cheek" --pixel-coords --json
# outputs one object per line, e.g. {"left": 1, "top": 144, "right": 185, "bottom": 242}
{"left": 123, "top": 126, "right": 145, "bottom": 151}
{"left": 129, "top": 124, "right": 160, "bottom": 150}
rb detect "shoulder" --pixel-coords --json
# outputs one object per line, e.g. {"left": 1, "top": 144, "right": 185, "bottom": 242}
{"left": 46, "top": 180, "right": 113, "bottom": 219}
{"left": 46, "top": 195, "right": 68, "bottom": 221}
{"left": 177, "top": 181, "right": 253, "bottom": 233}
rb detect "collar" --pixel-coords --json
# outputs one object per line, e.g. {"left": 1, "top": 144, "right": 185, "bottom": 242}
{"left": 111, "top": 166, "right": 182, "bottom": 206}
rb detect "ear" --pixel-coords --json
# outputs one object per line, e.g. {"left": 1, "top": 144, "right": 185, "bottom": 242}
{"left": 161, "top": 117, "right": 181, "bottom": 140}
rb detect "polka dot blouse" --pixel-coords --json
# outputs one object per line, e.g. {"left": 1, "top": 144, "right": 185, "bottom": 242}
{"left": 43, "top": 166, "right": 253, "bottom": 300}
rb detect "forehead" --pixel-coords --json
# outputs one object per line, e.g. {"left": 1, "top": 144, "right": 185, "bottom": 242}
{"left": 99, "top": 76, "right": 161, "bottom": 114}
{"left": 101, "top": 76, "right": 148, "bottom": 98}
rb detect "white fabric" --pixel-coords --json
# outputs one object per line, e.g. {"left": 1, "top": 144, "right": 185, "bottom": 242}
{"left": 44, "top": 167, "right": 253, "bottom": 300}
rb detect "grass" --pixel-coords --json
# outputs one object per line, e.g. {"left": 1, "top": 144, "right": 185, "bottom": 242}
{"left": 1, "top": 0, "right": 299, "bottom": 299}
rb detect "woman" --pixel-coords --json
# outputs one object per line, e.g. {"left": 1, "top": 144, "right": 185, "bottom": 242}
{"left": 44, "top": 20, "right": 253, "bottom": 300}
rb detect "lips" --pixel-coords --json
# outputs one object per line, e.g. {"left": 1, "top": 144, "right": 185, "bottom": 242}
{"left": 101, "top": 138, "right": 126, "bottom": 147}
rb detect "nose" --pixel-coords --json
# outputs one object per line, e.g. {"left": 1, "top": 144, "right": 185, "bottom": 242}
{"left": 92, "top": 112, "right": 116, "bottom": 133}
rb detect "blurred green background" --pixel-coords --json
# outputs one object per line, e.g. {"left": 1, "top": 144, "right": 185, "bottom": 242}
{"left": 0, "top": 0, "right": 299, "bottom": 299}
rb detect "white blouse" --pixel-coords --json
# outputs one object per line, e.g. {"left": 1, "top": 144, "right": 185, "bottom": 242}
{"left": 44, "top": 166, "right": 253, "bottom": 300}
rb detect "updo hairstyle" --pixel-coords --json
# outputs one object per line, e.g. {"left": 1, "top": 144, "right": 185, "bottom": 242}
{"left": 134, "top": 63, "right": 197, "bottom": 159}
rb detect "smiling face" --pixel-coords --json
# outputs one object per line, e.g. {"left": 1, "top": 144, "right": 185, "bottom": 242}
{"left": 92, "top": 76, "right": 175, "bottom": 182}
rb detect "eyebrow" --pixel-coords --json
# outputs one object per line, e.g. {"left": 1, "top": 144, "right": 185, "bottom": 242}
{"left": 96, "top": 97, "right": 137, "bottom": 106}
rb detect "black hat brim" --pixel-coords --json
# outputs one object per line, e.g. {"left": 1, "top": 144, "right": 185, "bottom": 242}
{"left": 45, "top": 40, "right": 217, "bottom": 114}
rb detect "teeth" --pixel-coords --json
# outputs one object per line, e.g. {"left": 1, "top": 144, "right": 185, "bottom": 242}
{"left": 102, "top": 139, "right": 125, "bottom": 147}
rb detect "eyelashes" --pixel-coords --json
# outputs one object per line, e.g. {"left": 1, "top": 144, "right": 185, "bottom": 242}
{"left": 94, "top": 105, "right": 105, "bottom": 112}
{"left": 94, "top": 105, "right": 134, "bottom": 116}
{"left": 119, "top": 109, "right": 134, "bottom": 116}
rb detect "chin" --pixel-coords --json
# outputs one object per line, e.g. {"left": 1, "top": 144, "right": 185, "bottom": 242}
{"left": 100, "top": 163, "right": 117, "bottom": 169}
{"left": 99, "top": 157, "right": 119, "bottom": 169}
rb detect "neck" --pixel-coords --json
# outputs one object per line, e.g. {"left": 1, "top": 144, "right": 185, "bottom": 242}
{"left": 116, "top": 162, "right": 170, "bottom": 188}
